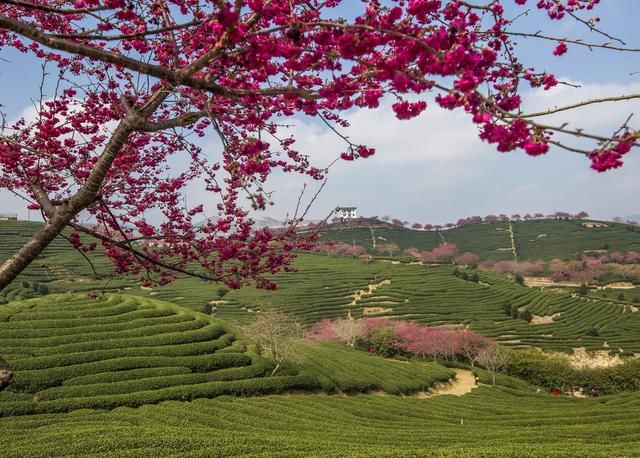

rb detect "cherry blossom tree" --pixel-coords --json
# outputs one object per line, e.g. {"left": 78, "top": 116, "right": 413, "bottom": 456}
{"left": 455, "top": 252, "right": 480, "bottom": 266}
{"left": 457, "top": 329, "right": 490, "bottom": 367}
{"left": 307, "top": 317, "right": 395, "bottom": 344}
{"left": 0, "top": 0, "right": 637, "bottom": 292}
{"left": 429, "top": 242, "right": 459, "bottom": 263}
{"left": 305, "top": 319, "right": 339, "bottom": 342}
{"left": 359, "top": 317, "right": 396, "bottom": 339}
{"left": 344, "top": 244, "right": 367, "bottom": 257}
{"left": 411, "top": 223, "right": 423, "bottom": 230}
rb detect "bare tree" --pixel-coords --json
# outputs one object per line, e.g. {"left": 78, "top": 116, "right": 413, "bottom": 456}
{"left": 376, "top": 243, "right": 400, "bottom": 257}
{"left": 474, "top": 345, "right": 509, "bottom": 386}
{"left": 244, "top": 308, "right": 302, "bottom": 376}
{"left": 457, "top": 330, "right": 491, "bottom": 368}
{"left": 333, "top": 319, "right": 365, "bottom": 347}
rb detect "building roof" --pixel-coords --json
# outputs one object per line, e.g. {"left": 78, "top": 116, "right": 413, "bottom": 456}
{"left": 336, "top": 206, "right": 357, "bottom": 210}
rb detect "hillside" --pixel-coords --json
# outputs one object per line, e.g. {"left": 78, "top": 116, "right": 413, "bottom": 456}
{"left": 2, "top": 221, "right": 640, "bottom": 456}
{"left": 319, "top": 218, "right": 640, "bottom": 260}
{"left": 221, "top": 254, "right": 640, "bottom": 353}
{"left": 3, "top": 385, "right": 640, "bottom": 457}
{"left": 0, "top": 293, "right": 455, "bottom": 416}
{"left": 3, "top": 220, "right": 640, "bottom": 354}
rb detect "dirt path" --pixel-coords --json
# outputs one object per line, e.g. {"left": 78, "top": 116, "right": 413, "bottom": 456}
{"left": 507, "top": 221, "right": 518, "bottom": 262}
{"left": 369, "top": 226, "right": 377, "bottom": 250}
{"left": 417, "top": 369, "right": 478, "bottom": 398}
{"left": 350, "top": 280, "right": 391, "bottom": 306}
{"left": 276, "top": 369, "right": 478, "bottom": 399}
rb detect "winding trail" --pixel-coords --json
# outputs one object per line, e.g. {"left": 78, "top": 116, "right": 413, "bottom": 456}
{"left": 507, "top": 221, "right": 518, "bottom": 262}
{"left": 350, "top": 279, "right": 391, "bottom": 306}
{"left": 418, "top": 369, "right": 478, "bottom": 398}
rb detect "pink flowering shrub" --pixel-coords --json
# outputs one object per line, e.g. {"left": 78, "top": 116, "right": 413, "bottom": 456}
{"left": 307, "top": 317, "right": 492, "bottom": 364}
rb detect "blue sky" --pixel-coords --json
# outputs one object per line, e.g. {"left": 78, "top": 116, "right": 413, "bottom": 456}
{"left": 1, "top": 1, "right": 639, "bottom": 225}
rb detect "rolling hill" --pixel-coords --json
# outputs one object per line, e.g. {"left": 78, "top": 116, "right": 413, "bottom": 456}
{"left": 319, "top": 218, "right": 640, "bottom": 260}
{"left": 1, "top": 218, "right": 640, "bottom": 456}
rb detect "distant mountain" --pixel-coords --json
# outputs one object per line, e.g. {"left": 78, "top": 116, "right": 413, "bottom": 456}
{"left": 252, "top": 216, "right": 285, "bottom": 228}
{"left": 195, "top": 216, "right": 286, "bottom": 229}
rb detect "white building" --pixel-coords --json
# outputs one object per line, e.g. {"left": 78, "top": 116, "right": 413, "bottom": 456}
{"left": 0, "top": 213, "right": 18, "bottom": 221}
{"left": 335, "top": 207, "right": 357, "bottom": 220}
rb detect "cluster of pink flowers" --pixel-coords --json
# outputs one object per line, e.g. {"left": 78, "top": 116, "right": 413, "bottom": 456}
{"left": 307, "top": 317, "right": 492, "bottom": 363}
{"left": 314, "top": 241, "right": 367, "bottom": 258}
{"left": 0, "top": 0, "right": 630, "bottom": 289}
{"left": 405, "top": 243, "right": 480, "bottom": 266}
{"left": 480, "top": 260, "right": 545, "bottom": 276}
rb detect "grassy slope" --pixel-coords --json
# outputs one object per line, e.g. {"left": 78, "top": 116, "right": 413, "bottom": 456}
{"left": 4, "top": 220, "right": 640, "bottom": 353}
{"left": 223, "top": 254, "right": 640, "bottom": 353}
{"left": 1, "top": 221, "right": 640, "bottom": 456}
{"left": 0, "top": 294, "right": 454, "bottom": 416}
{"left": 320, "top": 218, "right": 640, "bottom": 260}
{"left": 1, "top": 384, "right": 639, "bottom": 457}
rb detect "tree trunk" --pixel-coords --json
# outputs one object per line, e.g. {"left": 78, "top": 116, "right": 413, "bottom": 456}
{"left": 492, "top": 373, "right": 496, "bottom": 386}
{"left": 0, "top": 114, "right": 137, "bottom": 293}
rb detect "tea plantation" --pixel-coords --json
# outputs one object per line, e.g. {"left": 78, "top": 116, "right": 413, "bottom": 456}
{"left": 2, "top": 219, "right": 640, "bottom": 456}
{"left": 0, "top": 294, "right": 456, "bottom": 416}
{"left": 1, "top": 383, "right": 639, "bottom": 457}
{"left": 223, "top": 254, "right": 640, "bottom": 353}
{"left": 320, "top": 218, "right": 640, "bottom": 260}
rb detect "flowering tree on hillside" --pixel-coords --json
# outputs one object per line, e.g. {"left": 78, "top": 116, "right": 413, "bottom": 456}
{"left": 344, "top": 244, "right": 367, "bottom": 257}
{"left": 457, "top": 329, "right": 490, "bottom": 367}
{"left": 455, "top": 252, "right": 480, "bottom": 267}
{"left": 0, "top": 0, "right": 638, "bottom": 292}
{"left": 395, "top": 323, "right": 457, "bottom": 361}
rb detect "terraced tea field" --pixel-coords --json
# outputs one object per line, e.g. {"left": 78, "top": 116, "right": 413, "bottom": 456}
{"left": 0, "top": 294, "right": 315, "bottom": 415}
{"left": 222, "top": 254, "right": 640, "bottom": 353}
{"left": 2, "top": 222, "right": 640, "bottom": 457}
{"left": 5, "top": 218, "right": 637, "bottom": 355}
{"left": 0, "top": 294, "right": 457, "bottom": 416}
{"left": 320, "top": 218, "right": 640, "bottom": 260}
{"left": 1, "top": 383, "right": 639, "bottom": 457}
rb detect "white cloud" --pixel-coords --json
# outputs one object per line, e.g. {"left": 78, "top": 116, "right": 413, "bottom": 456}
{"left": 3, "top": 81, "right": 640, "bottom": 224}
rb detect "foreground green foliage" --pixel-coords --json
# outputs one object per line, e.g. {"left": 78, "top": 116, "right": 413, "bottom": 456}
{"left": 1, "top": 384, "right": 639, "bottom": 457}
{"left": 505, "top": 349, "right": 640, "bottom": 395}
{"left": 291, "top": 342, "right": 454, "bottom": 394}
